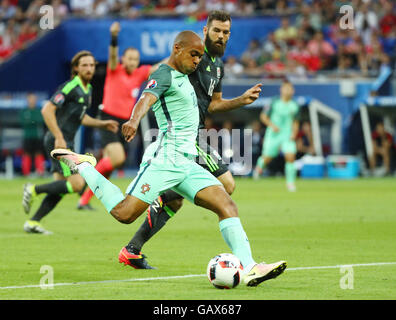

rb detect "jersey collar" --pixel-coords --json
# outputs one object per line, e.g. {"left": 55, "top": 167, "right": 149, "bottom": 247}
{"left": 74, "top": 75, "right": 92, "bottom": 94}
{"left": 204, "top": 47, "right": 216, "bottom": 63}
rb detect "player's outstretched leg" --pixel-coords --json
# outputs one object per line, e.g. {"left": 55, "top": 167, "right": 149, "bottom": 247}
{"left": 194, "top": 185, "right": 287, "bottom": 287}
{"left": 78, "top": 142, "right": 126, "bottom": 210}
{"left": 77, "top": 157, "right": 113, "bottom": 210}
{"left": 51, "top": 149, "right": 148, "bottom": 224}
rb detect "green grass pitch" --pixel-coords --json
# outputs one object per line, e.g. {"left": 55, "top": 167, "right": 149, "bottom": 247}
{"left": 0, "top": 176, "right": 395, "bottom": 300}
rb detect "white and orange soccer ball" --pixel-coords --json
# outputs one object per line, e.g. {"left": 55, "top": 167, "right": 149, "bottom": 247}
{"left": 206, "top": 253, "right": 243, "bottom": 289}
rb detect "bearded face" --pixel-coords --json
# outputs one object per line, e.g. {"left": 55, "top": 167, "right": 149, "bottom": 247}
{"left": 205, "top": 32, "right": 227, "bottom": 57}
{"left": 204, "top": 20, "right": 231, "bottom": 57}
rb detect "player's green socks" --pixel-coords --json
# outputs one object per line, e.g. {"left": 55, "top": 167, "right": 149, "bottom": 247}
{"left": 219, "top": 217, "right": 256, "bottom": 270}
{"left": 76, "top": 162, "right": 125, "bottom": 212}
{"left": 163, "top": 205, "right": 177, "bottom": 218}
{"left": 35, "top": 180, "right": 73, "bottom": 195}
{"left": 285, "top": 162, "right": 296, "bottom": 185}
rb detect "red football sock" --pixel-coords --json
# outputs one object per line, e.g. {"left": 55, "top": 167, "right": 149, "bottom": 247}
{"left": 34, "top": 154, "right": 45, "bottom": 175}
{"left": 95, "top": 157, "right": 114, "bottom": 175}
{"left": 79, "top": 157, "right": 114, "bottom": 206}
{"left": 79, "top": 188, "right": 94, "bottom": 206}
{"left": 22, "top": 154, "right": 32, "bottom": 176}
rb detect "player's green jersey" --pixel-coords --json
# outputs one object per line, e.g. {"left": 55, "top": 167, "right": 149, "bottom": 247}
{"left": 188, "top": 48, "right": 224, "bottom": 129}
{"left": 48, "top": 75, "right": 92, "bottom": 142}
{"left": 263, "top": 97, "right": 300, "bottom": 137}
{"left": 143, "top": 64, "right": 199, "bottom": 157}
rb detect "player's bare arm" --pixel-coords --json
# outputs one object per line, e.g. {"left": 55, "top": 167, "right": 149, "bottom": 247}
{"left": 41, "top": 101, "right": 66, "bottom": 148}
{"left": 122, "top": 92, "right": 158, "bottom": 142}
{"left": 207, "top": 83, "right": 262, "bottom": 113}
{"left": 108, "top": 21, "right": 120, "bottom": 71}
{"left": 81, "top": 114, "right": 119, "bottom": 133}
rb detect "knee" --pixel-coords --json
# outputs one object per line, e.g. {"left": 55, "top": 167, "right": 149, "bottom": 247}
{"left": 264, "top": 157, "right": 272, "bottom": 166}
{"left": 113, "top": 155, "right": 126, "bottom": 168}
{"left": 167, "top": 198, "right": 184, "bottom": 213}
{"left": 115, "top": 212, "right": 136, "bottom": 224}
{"left": 167, "top": 199, "right": 183, "bottom": 212}
{"left": 224, "top": 180, "right": 236, "bottom": 195}
{"left": 111, "top": 201, "right": 138, "bottom": 224}
{"left": 70, "top": 179, "right": 85, "bottom": 193}
{"left": 109, "top": 151, "right": 126, "bottom": 169}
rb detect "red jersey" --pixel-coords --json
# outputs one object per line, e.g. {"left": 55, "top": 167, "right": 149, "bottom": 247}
{"left": 380, "top": 14, "right": 396, "bottom": 36}
{"left": 101, "top": 64, "right": 151, "bottom": 119}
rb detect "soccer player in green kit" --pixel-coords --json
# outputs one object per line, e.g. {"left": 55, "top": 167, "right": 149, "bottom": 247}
{"left": 120, "top": 10, "right": 264, "bottom": 270}
{"left": 253, "top": 81, "right": 300, "bottom": 192}
{"left": 51, "top": 30, "right": 287, "bottom": 287}
{"left": 22, "top": 51, "right": 119, "bottom": 234}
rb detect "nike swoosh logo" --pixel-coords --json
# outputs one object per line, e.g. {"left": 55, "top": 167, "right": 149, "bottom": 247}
{"left": 178, "top": 82, "right": 183, "bottom": 87}
{"left": 94, "top": 186, "right": 99, "bottom": 193}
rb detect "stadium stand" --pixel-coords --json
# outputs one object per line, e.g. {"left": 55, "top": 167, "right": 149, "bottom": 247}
{"left": 0, "top": 0, "right": 395, "bottom": 77}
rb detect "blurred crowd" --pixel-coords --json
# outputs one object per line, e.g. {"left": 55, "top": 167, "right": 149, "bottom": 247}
{"left": 224, "top": 0, "right": 396, "bottom": 79}
{"left": 1, "top": 0, "right": 396, "bottom": 74}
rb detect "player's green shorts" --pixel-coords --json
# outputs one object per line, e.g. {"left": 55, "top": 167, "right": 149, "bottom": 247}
{"left": 262, "top": 132, "right": 296, "bottom": 158}
{"left": 126, "top": 152, "right": 222, "bottom": 205}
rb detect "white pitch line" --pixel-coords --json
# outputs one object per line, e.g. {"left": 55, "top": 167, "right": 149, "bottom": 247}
{"left": 1, "top": 262, "right": 395, "bottom": 290}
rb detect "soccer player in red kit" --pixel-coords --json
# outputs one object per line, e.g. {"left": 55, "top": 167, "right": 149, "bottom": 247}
{"left": 78, "top": 22, "right": 161, "bottom": 210}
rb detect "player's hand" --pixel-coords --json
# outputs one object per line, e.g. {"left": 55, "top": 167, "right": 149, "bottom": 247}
{"left": 54, "top": 137, "right": 67, "bottom": 149}
{"left": 122, "top": 119, "right": 139, "bottom": 143}
{"left": 271, "top": 124, "right": 280, "bottom": 133}
{"left": 241, "top": 83, "right": 262, "bottom": 105}
{"left": 103, "top": 120, "right": 119, "bottom": 133}
{"left": 110, "top": 21, "right": 120, "bottom": 36}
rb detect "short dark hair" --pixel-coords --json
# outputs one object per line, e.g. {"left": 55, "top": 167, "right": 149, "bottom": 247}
{"left": 70, "top": 50, "right": 95, "bottom": 78}
{"left": 206, "top": 10, "right": 231, "bottom": 28}
{"left": 122, "top": 47, "right": 138, "bottom": 56}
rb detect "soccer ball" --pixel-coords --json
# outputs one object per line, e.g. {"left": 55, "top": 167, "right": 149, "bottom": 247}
{"left": 206, "top": 253, "right": 243, "bottom": 289}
